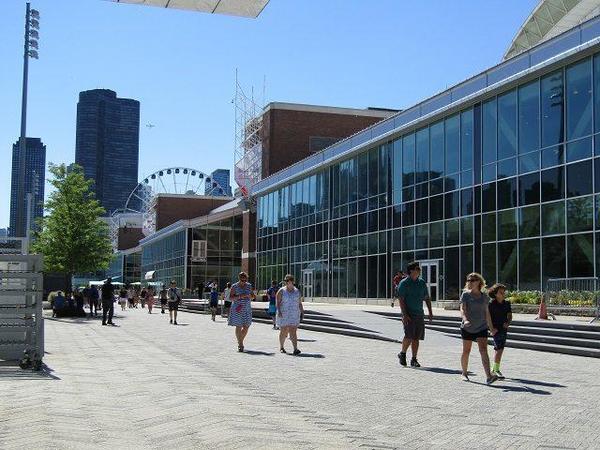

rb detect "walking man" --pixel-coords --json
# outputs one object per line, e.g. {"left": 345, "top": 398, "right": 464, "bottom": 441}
{"left": 168, "top": 280, "right": 182, "bottom": 325}
{"left": 397, "top": 262, "right": 433, "bottom": 367}
{"left": 101, "top": 278, "right": 116, "bottom": 326}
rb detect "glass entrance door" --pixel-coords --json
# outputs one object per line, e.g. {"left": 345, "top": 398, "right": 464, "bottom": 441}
{"left": 302, "top": 269, "right": 314, "bottom": 301}
{"left": 419, "top": 260, "right": 439, "bottom": 302}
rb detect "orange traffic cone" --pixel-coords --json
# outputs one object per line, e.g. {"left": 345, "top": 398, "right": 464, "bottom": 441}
{"left": 536, "top": 296, "right": 555, "bottom": 320}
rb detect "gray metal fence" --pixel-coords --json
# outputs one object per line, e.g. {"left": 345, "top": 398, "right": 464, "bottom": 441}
{"left": 545, "top": 278, "right": 600, "bottom": 324}
{"left": 0, "top": 255, "right": 44, "bottom": 369}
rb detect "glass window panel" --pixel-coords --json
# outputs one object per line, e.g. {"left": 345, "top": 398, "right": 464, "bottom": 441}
{"left": 519, "top": 239, "right": 541, "bottom": 291}
{"left": 566, "top": 137, "right": 592, "bottom": 163}
{"left": 430, "top": 177, "right": 444, "bottom": 196}
{"left": 567, "top": 196, "right": 593, "bottom": 232}
{"left": 416, "top": 198, "right": 428, "bottom": 224}
{"left": 483, "top": 163, "right": 496, "bottom": 182}
{"left": 347, "top": 258, "right": 357, "bottom": 298}
{"left": 483, "top": 98, "right": 497, "bottom": 164}
{"left": 461, "top": 170, "right": 473, "bottom": 188}
{"left": 368, "top": 232, "right": 379, "bottom": 254}
{"left": 498, "top": 209, "right": 517, "bottom": 240}
{"left": 415, "top": 224, "right": 428, "bottom": 249}
{"left": 482, "top": 182, "right": 496, "bottom": 212}
{"left": 497, "top": 157, "right": 517, "bottom": 179}
{"left": 481, "top": 243, "right": 496, "bottom": 285}
{"left": 541, "top": 70, "right": 565, "bottom": 147}
{"left": 497, "top": 177, "right": 517, "bottom": 210}
{"left": 402, "top": 227, "right": 414, "bottom": 251}
{"left": 595, "top": 54, "right": 600, "bottom": 132}
{"left": 461, "top": 109, "right": 474, "bottom": 170}
{"left": 392, "top": 139, "right": 402, "bottom": 204}
{"left": 461, "top": 188, "right": 473, "bottom": 216}
{"left": 357, "top": 257, "right": 367, "bottom": 298}
{"left": 368, "top": 148, "right": 379, "bottom": 197}
{"left": 498, "top": 240, "right": 517, "bottom": 290}
{"left": 445, "top": 219, "right": 459, "bottom": 246}
{"left": 541, "top": 200, "right": 565, "bottom": 236}
{"left": 392, "top": 228, "right": 401, "bottom": 252}
{"left": 541, "top": 166, "right": 565, "bottom": 202}
{"left": 567, "top": 160, "right": 593, "bottom": 197}
{"left": 460, "top": 216, "right": 473, "bottom": 244}
{"left": 482, "top": 212, "right": 496, "bottom": 242}
{"left": 460, "top": 245, "right": 474, "bottom": 286}
{"left": 519, "top": 205, "right": 540, "bottom": 238}
{"left": 429, "top": 194, "right": 444, "bottom": 222}
{"left": 429, "top": 221, "right": 444, "bottom": 248}
{"left": 519, "top": 151, "right": 540, "bottom": 173}
{"left": 541, "top": 144, "right": 564, "bottom": 169}
{"left": 367, "top": 256, "right": 378, "bottom": 298}
{"left": 596, "top": 158, "right": 600, "bottom": 193}
{"left": 566, "top": 58, "right": 592, "bottom": 140}
{"left": 445, "top": 114, "right": 460, "bottom": 174}
{"left": 519, "top": 79, "right": 540, "bottom": 153}
{"left": 519, "top": 172, "right": 540, "bottom": 206}
{"left": 416, "top": 182, "right": 429, "bottom": 200}
{"left": 430, "top": 120, "right": 445, "bottom": 178}
{"left": 543, "top": 236, "right": 566, "bottom": 285}
{"left": 444, "top": 246, "right": 460, "bottom": 300}
{"left": 444, "top": 191, "right": 460, "bottom": 219}
{"left": 358, "top": 153, "right": 368, "bottom": 200}
{"left": 568, "top": 233, "right": 594, "bottom": 277}
{"left": 403, "top": 134, "right": 415, "bottom": 186}
{"left": 416, "top": 128, "right": 429, "bottom": 183}
{"left": 498, "top": 90, "right": 517, "bottom": 160}
{"left": 445, "top": 172, "right": 460, "bottom": 192}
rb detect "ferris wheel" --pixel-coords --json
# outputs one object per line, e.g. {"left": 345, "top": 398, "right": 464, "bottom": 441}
{"left": 121, "top": 167, "right": 228, "bottom": 236}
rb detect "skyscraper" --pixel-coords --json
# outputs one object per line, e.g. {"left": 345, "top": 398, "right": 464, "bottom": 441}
{"left": 9, "top": 138, "right": 46, "bottom": 237}
{"left": 205, "top": 169, "right": 232, "bottom": 196}
{"left": 75, "top": 89, "right": 140, "bottom": 215}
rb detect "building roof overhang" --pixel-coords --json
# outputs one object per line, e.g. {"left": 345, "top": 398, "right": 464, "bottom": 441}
{"left": 504, "top": 0, "right": 600, "bottom": 60}
{"left": 108, "top": 0, "right": 270, "bottom": 18}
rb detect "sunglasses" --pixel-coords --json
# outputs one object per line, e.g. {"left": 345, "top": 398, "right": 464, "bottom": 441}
{"left": 467, "top": 278, "right": 479, "bottom": 282}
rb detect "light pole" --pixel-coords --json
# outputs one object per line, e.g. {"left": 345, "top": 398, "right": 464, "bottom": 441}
{"left": 17, "top": 3, "right": 40, "bottom": 237}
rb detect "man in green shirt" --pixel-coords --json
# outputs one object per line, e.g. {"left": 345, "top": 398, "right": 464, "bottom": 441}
{"left": 396, "top": 261, "right": 433, "bottom": 367}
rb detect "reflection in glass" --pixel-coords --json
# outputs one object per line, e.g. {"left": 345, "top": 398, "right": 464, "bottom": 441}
{"left": 498, "top": 90, "right": 517, "bottom": 160}
{"left": 541, "top": 70, "right": 564, "bottom": 147}
{"left": 518, "top": 80, "right": 540, "bottom": 153}
{"left": 566, "top": 58, "right": 592, "bottom": 140}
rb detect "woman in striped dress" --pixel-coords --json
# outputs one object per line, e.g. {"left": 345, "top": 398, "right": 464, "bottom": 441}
{"left": 228, "top": 272, "right": 255, "bottom": 352}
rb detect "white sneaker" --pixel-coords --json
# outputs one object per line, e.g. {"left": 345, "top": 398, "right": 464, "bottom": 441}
{"left": 492, "top": 370, "right": 505, "bottom": 380}
{"left": 461, "top": 374, "right": 470, "bottom": 382}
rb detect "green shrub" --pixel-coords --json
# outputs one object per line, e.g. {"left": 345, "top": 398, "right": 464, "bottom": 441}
{"left": 506, "top": 290, "right": 598, "bottom": 307}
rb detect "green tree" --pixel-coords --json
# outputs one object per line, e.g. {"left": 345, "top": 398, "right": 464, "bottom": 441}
{"left": 32, "top": 163, "right": 113, "bottom": 278}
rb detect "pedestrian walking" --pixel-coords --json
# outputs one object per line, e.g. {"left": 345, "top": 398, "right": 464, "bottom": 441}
{"left": 168, "top": 280, "right": 182, "bottom": 325}
{"left": 146, "top": 287, "right": 155, "bottom": 314}
{"left": 276, "top": 274, "right": 304, "bottom": 355}
{"left": 397, "top": 261, "right": 433, "bottom": 368}
{"left": 101, "top": 278, "right": 116, "bottom": 326}
{"left": 127, "top": 287, "right": 135, "bottom": 309}
{"left": 459, "top": 272, "right": 498, "bottom": 384}
{"left": 140, "top": 287, "right": 147, "bottom": 309}
{"left": 159, "top": 285, "right": 168, "bottom": 314}
{"left": 228, "top": 272, "right": 254, "bottom": 352}
{"left": 209, "top": 285, "right": 219, "bottom": 321}
{"left": 88, "top": 285, "right": 99, "bottom": 317}
{"left": 267, "top": 280, "right": 278, "bottom": 329}
{"left": 118, "top": 287, "right": 128, "bottom": 311}
{"left": 222, "top": 282, "right": 231, "bottom": 318}
{"left": 488, "top": 283, "right": 512, "bottom": 379}
{"left": 391, "top": 271, "right": 405, "bottom": 307}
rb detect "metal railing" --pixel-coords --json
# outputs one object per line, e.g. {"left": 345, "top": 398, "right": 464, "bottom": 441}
{"left": 545, "top": 277, "right": 600, "bottom": 324}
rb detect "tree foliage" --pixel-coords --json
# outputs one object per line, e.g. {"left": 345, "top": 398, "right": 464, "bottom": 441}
{"left": 32, "top": 163, "right": 113, "bottom": 275}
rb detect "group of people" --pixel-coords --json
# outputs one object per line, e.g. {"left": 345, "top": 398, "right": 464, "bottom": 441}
{"left": 396, "top": 261, "right": 512, "bottom": 385}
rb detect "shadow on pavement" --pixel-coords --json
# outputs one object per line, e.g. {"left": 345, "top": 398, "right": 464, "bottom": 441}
{"left": 243, "top": 350, "right": 275, "bottom": 356}
{"left": 0, "top": 362, "right": 60, "bottom": 380}
{"left": 504, "top": 377, "right": 566, "bottom": 388}
{"left": 470, "top": 380, "right": 552, "bottom": 395}
{"left": 297, "top": 339, "right": 317, "bottom": 342}
{"left": 420, "top": 367, "right": 473, "bottom": 376}
{"left": 293, "top": 353, "right": 325, "bottom": 359}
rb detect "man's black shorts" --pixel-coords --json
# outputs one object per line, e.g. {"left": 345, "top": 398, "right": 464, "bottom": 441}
{"left": 168, "top": 300, "right": 180, "bottom": 312}
{"left": 492, "top": 331, "right": 507, "bottom": 350}
{"left": 160, "top": 299, "right": 167, "bottom": 306}
{"left": 403, "top": 315, "right": 425, "bottom": 340}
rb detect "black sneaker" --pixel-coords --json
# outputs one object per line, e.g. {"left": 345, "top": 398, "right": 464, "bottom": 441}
{"left": 174, "top": 321, "right": 177, "bottom": 325}
{"left": 293, "top": 349, "right": 301, "bottom": 356}
{"left": 170, "top": 319, "right": 172, "bottom": 324}
{"left": 410, "top": 358, "right": 421, "bottom": 368}
{"left": 102, "top": 322, "right": 107, "bottom": 326}
{"left": 398, "top": 352, "right": 407, "bottom": 366}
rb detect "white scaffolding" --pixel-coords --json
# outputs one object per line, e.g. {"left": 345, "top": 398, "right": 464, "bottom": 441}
{"left": 234, "top": 72, "right": 264, "bottom": 195}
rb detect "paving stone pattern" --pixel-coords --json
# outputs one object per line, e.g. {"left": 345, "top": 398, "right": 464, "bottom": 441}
{"left": 1, "top": 307, "right": 600, "bottom": 449}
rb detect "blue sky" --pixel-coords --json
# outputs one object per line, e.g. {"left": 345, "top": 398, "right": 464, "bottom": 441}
{"left": 0, "top": 0, "right": 538, "bottom": 228}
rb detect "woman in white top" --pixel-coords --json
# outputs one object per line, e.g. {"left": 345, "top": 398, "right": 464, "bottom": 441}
{"left": 276, "top": 274, "right": 304, "bottom": 355}
{"left": 222, "top": 282, "right": 231, "bottom": 318}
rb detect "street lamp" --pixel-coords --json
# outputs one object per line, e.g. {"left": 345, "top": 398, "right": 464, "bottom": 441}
{"left": 17, "top": 3, "right": 40, "bottom": 239}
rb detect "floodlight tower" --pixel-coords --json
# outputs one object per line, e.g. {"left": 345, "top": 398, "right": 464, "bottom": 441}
{"left": 17, "top": 2, "right": 40, "bottom": 238}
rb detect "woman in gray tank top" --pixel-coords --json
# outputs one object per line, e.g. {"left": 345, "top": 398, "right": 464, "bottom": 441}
{"left": 459, "top": 272, "right": 498, "bottom": 385}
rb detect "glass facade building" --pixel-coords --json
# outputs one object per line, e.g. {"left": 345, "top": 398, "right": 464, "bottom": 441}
{"left": 75, "top": 89, "right": 140, "bottom": 216}
{"left": 255, "top": 25, "right": 600, "bottom": 303}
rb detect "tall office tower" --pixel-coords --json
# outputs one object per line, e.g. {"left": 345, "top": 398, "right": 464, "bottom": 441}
{"left": 75, "top": 89, "right": 140, "bottom": 215}
{"left": 205, "top": 169, "right": 232, "bottom": 196}
{"left": 9, "top": 138, "right": 46, "bottom": 237}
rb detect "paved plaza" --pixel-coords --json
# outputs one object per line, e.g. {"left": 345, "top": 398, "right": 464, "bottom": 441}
{"left": 1, "top": 306, "right": 600, "bottom": 449}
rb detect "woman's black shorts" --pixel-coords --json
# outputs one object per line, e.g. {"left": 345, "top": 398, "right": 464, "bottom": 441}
{"left": 460, "top": 328, "right": 489, "bottom": 341}
{"left": 168, "top": 300, "right": 180, "bottom": 312}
